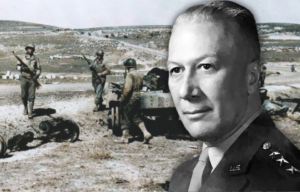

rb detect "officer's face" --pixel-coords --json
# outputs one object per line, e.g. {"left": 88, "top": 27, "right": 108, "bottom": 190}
{"left": 168, "top": 21, "right": 249, "bottom": 143}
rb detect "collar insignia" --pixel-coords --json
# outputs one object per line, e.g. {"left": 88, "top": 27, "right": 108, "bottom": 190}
{"left": 276, "top": 156, "right": 289, "bottom": 166}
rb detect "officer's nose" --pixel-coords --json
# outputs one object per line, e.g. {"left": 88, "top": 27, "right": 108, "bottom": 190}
{"left": 178, "top": 71, "right": 201, "bottom": 101}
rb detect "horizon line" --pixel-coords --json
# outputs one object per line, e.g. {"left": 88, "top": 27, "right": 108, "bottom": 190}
{"left": 1, "top": 19, "right": 300, "bottom": 30}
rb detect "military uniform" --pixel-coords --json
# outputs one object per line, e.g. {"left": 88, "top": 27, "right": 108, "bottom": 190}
{"left": 291, "top": 65, "right": 296, "bottom": 72}
{"left": 18, "top": 54, "right": 41, "bottom": 102}
{"left": 169, "top": 112, "right": 300, "bottom": 192}
{"left": 16, "top": 44, "right": 41, "bottom": 119}
{"left": 260, "top": 64, "right": 267, "bottom": 87}
{"left": 90, "top": 58, "right": 110, "bottom": 108}
{"left": 115, "top": 58, "right": 152, "bottom": 144}
{"left": 119, "top": 68, "right": 144, "bottom": 130}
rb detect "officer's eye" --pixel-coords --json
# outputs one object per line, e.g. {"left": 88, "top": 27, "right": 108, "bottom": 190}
{"left": 198, "top": 64, "right": 212, "bottom": 70}
{"left": 170, "top": 67, "right": 183, "bottom": 75}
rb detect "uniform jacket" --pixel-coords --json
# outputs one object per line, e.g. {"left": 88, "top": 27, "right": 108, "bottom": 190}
{"left": 169, "top": 112, "right": 300, "bottom": 192}
{"left": 17, "top": 54, "right": 41, "bottom": 79}
{"left": 119, "top": 68, "right": 143, "bottom": 104}
{"left": 91, "top": 59, "right": 110, "bottom": 84}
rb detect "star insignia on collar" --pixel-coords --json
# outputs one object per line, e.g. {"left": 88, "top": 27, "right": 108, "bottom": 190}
{"left": 286, "top": 166, "right": 300, "bottom": 174}
{"left": 263, "top": 142, "right": 272, "bottom": 150}
{"left": 269, "top": 151, "right": 280, "bottom": 159}
{"left": 276, "top": 156, "right": 289, "bottom": 166}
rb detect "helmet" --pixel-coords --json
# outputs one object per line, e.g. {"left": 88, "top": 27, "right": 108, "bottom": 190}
{"left": 123, "top": 58, "right": 137, "bottom": 67}
{"left": 95, "top": 50, "right": 104, "bottom": 56}
{"left": 25, "top": 44, "right": 35, "bottom": 51}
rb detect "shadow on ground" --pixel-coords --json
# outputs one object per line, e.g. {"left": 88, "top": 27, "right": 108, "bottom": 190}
{"left": 34, "top": 108, "right": 56, "bottom": 117}
{"left": 108, "top": 114, "right": 194, "bottom": 142}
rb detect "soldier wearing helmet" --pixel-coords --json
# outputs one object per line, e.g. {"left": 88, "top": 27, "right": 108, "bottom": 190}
{"left": 89, "top": 50, "right": 110, "bottom": 111}
{"left": 114, "top": 58, "right": 152, "bottom": 144}
{"left": 16, "top": 44, "right": 41, "bottom": 119}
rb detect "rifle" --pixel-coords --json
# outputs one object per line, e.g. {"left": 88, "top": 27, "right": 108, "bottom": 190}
{"left": 12, "top": 51, "right": 41, "bottom": 89}
{"left": 82, "top": 54, "right": 103, "bottom": 84}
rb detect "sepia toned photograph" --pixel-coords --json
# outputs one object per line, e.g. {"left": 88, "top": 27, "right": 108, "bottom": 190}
{"left": 0, "top": 0, "right": 300, "bottom": 191}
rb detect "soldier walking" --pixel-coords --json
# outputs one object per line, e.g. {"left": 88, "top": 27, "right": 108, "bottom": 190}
{"left": 15, "top": 44, "right": 41, "bottom": 119}
{"left": 84, "top": 50, "right": 110, "bottom": 112}
{"left": 114, "top": 58, "right": 152, "bottom": 144}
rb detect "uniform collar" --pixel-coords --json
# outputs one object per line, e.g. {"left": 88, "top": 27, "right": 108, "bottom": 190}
{"left": 94, "top": 58, "right": 103, "bottom": 64}
{"left": 199, "top": 111, "right": 277, "bottom": 192}
{"left": 128, "top": 68, "right": 136, "bottom": 72}
{"left": 25, "top": 54, "right": 34, "bottom": 59}
{"left": 203, "top": 107, "right": 263, "bottom": 171}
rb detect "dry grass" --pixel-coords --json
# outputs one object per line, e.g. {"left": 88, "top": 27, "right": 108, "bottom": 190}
{"left": 89, "top": 148, "right": 112, "bottom": 160}
{"left": 137, "top": 178, "right": 166, "bottom": 191}
{"left": 110, "top": 177, "right": 129, "bottom": 184}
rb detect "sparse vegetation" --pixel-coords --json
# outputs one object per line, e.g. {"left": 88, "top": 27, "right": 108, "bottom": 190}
{"left": 89, "top": 149, "right": 112, "bottom": 160}
{"left": 1, "top": 21, "right": 300, "bottom": 191}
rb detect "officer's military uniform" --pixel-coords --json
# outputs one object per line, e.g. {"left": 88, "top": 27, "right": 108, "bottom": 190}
{"left": 116, "top": 58, "right": 152, "bottom": 144}
{"left": 17, "top": 44, "right": 41, "bottom": 119}
{"left": 169, "top": 112, "right": 300, "bottom": 191}
{"left": 89, "top": 51, "right": 110, "bottom": 111}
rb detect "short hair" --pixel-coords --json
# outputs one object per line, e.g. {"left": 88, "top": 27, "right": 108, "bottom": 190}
{"left": 174, "top": 1, "right": 260, "bottom": 61}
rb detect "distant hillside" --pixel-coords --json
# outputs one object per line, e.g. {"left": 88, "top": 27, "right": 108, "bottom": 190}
{"left": 0, "top": 20, "right": 60, "bottom": 32}
{"left": 257, "top": 23, "right": 300, "bottom": 34}
{"left": 77, "top": 25, "right": 172, "bottom": 32}
{"left": 1, "top": 20, "right": 300, "bottom": 34}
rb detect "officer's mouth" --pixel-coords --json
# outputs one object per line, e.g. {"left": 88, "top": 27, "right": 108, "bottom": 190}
{"left": 182, "top": 108, "right": 211, "bottom": 120}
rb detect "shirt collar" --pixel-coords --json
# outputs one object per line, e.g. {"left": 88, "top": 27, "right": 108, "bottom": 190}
{"left": 202, "top": 107, "right": 263, "bottom": 171}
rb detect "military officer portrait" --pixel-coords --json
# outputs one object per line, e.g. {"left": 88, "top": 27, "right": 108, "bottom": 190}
{"left": 15, "top": 44, "right": 41, "bottom": 119}
{"left": 167, "top": 1, "right": 300, "bottom": 191}
{"left": 114, "top": 58, "right": 152, "bottom": 144}
{"left": 87, "top": 50, "right": 110, "bottom": 112}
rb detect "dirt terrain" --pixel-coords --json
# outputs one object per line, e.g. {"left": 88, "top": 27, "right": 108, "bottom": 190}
{"left": 0, "top": 82, "right": 200, "bottom": 192}
{"left": 1, "top": 22, "right": 300, "bottom": 192}
{"left": 0, "top": 22, "right": 190, "bottom": 192}
{"left": 1, "top": 81, "right": 300, "bottom": 192}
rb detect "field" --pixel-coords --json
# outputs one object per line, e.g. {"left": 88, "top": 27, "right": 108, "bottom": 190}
{"left": 1, "top": 21, "right": 300, "bottom": 191}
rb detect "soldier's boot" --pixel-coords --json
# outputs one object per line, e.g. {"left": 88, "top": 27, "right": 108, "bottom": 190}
{"left": 28, "top": 102, "right": 34, "bottom": 119}
{"left": 93, "top": 104, "right": 99, "bottom": 112}
{"left": 138, "top": 123, "right": 153, "bottom": 144}
{"left": 114, "top": 129, "right": 130, "bottom": 144}
{"left": 22, "top": 100, "right": 28, "bottom": 115}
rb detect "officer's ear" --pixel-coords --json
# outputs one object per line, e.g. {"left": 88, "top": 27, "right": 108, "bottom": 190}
{"left": 247, "top": 59, "right": 260, "bottom": 95}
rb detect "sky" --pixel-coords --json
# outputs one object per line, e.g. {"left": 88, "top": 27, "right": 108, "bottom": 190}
{"left": 0, "top": 0, "right": 299, "bottom": 28}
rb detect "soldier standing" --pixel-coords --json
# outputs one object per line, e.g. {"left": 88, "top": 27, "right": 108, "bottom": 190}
{"left": 16, "top": 44, "right": 41, "bottom": 119}
{"left": 260, "top": 62, "right": 267, "bottom": 87}
{"left": 291, "top": 64, "right": 296, "bottom": 72}
{"left": 86, "top": 50, "right": 110, "bottom": 112}
{"left": 114, "top": 58, "right": 152, "bottom": 144}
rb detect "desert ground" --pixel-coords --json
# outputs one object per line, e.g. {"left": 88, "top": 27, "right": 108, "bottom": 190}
{"left": 0, "top": 82, "right": 200, "bottom": 192}
{"left": 0, "top": 21, "right": 300, "bottom": 191}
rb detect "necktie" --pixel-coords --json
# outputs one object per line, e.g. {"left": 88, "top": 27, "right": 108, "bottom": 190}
{"left": 188, "top": 147, "right": 211, "bottom": 192}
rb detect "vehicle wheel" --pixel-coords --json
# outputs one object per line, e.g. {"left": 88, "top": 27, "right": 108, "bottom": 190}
{"left": 115, "top": 106, "right": 120, "bottom": 128}
{"left": 111, "top": 107, "right": 115, "bottom": 128}
{"left": 0, "top": 135, "right": 7, "bottom": 157}
{"left": 65, "top": 120, "right": 80, "bottom": 142}
{"left": 51, "top": 120, "right": 80, "bottom": 143}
